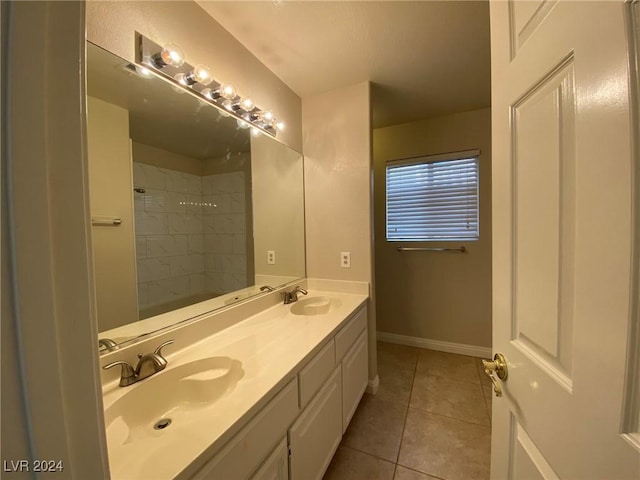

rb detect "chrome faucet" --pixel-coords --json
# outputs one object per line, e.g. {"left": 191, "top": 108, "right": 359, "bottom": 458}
{"left": 103, "top": 339, "right": 174, "bottom": 387}
{"left": 98, "top": 338, "right": 119, "bottom": 352}
{"left": 282, "top": 286, "right": 308, "bottom": 304}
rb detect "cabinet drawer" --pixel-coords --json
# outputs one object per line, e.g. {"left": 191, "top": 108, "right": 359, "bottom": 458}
{"left": 289, "top": 366, "right": 342, "bottom": 480}
{"left": 298, "top": 340, "right": 335, "bottom": 408}
{"left": 342, "top": 330, "right": 368, "bottom": 433}
{"left": 192, "top": 378, "right": 299, "bottom": 480}
{"left": 334, "top": 305, "right": 367, "bottom": 361}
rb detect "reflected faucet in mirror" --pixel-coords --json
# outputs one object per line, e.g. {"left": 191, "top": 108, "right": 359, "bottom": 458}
{"left": 99, "top": 338, "right": 119, "bottom": 352}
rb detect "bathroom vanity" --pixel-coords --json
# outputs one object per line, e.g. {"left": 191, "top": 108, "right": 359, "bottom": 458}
{"left": 100, "top": 283, "right": 369, "bottom": 480}
{"left": 89, "top": 34, "right": 372, "bottom": 480}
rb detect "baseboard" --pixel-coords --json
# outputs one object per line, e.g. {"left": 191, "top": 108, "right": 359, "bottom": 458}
{"left": 377, "top": 331, "right": 491, "bottom": 358}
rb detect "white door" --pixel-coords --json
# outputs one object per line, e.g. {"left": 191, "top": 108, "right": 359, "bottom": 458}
{"left": 490, "top": 1, "right": 640, "bottom": 479}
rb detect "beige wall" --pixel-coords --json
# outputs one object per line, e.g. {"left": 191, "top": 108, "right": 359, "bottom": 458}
{"left": 251, "top": 134, "right": 305, "bottom": 279}
{"left": 133, "top": 142, "right": 203, "bottom": 176}
{"left": 86, "top": 0, "right": 302, "bottom": 152}
{"left": 302, "top": 81, "right": 377, "bottom": 384}
{"left": 303, "top": 82, "right": 373, "bottom": 283}
{"left": 374, "top": 108, "right": 492, "bottom": 349}
{"left": 87, "top": 96, "right": 139, "bottom": 332}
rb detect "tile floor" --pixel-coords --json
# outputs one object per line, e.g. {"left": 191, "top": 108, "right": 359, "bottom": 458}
{"left": 324, "top": 342, "right": 493, "bottom": 480}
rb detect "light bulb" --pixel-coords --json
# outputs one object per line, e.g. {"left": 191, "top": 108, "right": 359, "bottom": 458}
{"left": 240, "top": 98, "right": 254, "bottom": 111}
{"left": 220, "top": 84, "right": 236, "bottom": 100}
{"left": 276, "top": 121, "right": 285, "bottom": 131}
{"left": 138, "top": 66, "right": 152, "bottom": 77}
{"left": 237, "top": 119, "right": 250, "bottom": 129}
{"left": 191, "top": 64, "right": 212, "bottom": 85}
{"left": 261, "top": 110, "right": 274, "bottom": 124}
{"left": 222, "top": 99, "right": 234, "bottom": 111}
{"left": 251, "top": 128, "right": 261, "bottom": 137}
{"left": 160, "top": 43, "right": 185, "bottom": 67}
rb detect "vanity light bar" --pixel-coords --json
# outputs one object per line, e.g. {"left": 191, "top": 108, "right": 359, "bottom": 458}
{"left": 136, "top": 33, "right": 283, "bottom": 137}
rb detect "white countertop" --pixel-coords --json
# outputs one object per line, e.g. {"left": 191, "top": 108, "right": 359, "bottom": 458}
{"left": 102, "top": 288, "right": 368, "bottom": 480}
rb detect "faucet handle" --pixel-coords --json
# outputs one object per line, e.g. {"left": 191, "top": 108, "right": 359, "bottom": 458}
{"left": 154, "top": 339, "right": 175, "bottom": 357}
{"left": 103, "top": 361, "right": 136, "bottom": 386}
{"left": 293, "top": 286, "right": 308, "bottom": 295}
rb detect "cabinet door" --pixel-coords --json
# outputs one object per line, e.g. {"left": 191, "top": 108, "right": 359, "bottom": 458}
{"left": 342, "top": 330, "right": 368, "bottom": 433}
{"left": 191, "top": 378, "right": 298, "bottom": 480}
{"left": 288, "top": 366, "right": 342, "bottom": 480}
{"left": 250, "top": 438, "right": 288, "bottom": 480}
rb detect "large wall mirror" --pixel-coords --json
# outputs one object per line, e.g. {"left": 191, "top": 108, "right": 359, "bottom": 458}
{"left": 86, "top": 42, "right": 305, "bottom": 352}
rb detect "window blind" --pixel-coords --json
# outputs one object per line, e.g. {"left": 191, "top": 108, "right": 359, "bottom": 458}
{"left": 386, "top": 154, "right": 479, "bottom": 241}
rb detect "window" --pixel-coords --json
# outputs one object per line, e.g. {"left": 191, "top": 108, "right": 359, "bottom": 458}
{"left": 386, "top": 150, "right": 479, "bottom": 242}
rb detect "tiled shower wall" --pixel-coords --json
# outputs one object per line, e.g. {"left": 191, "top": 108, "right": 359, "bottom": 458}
{"left": 133, "top": 162, "right": 247, "bottom": 314}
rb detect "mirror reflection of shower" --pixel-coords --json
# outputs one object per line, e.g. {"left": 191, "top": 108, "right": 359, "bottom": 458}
{"left": 132, "top": 149, "right": 252, "bottom": 319}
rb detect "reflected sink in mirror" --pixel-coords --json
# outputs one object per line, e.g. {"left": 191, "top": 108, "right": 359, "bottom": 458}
{"left": 290, "top": 296, "right": 342, "bottom": 316}
{"left": 104, "top": 357, "right": 244, "bottom": 447}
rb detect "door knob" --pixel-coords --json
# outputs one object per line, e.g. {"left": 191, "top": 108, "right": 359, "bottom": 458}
{"left": 482, "top": 353, "right": 508, "bottom": 397}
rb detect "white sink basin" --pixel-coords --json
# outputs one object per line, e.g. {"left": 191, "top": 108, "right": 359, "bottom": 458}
{"left": 290, "top": 296, "right": 342, "bottom": 316}
{"left": 105, "top": 356, "right": 243, "bottom": 446}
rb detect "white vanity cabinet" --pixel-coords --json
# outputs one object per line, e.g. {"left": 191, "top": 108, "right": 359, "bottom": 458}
{"left": 250, "top": 438, "right": 289, "bottom": 480}
{"left": 188, "top": 304, "right": 368, "bottom": 480}
{"left": 340, "top": 330, "right": 368, "bottom": 432}
{"left": 288, "top": 305, "right": 368, "bottom": 480}
{"left": 334, "top": 307, "right": 368, "bottom": 432}
{"left": 191, "top": 379, "right": 299, "bottom": 480}
{"left": 289, "top": 366, "right": 343, "bottom": 480}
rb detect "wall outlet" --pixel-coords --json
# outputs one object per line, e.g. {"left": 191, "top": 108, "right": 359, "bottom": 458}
{"left": 340, "top": 251, "right": 351, "bottom": 268}
{"left": 267, "top": 250, "right": 276, "bottom": 265}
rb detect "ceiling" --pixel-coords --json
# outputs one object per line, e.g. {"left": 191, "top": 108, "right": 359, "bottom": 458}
{"left": 196, "top": 0, "right": 491, "bottom": 128}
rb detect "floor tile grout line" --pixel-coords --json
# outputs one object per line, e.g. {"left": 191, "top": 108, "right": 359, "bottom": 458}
{"left": 411, "top": 366, "right": 491, "bottom": 427}
{"left": 395, "top": 463, "right": 448, "bottom": 480}
{"left": 406, "top": 403, "right": 492, "bottom": 428}
{"left": 338, "top": 444, "right": 397, "bottom": 467}
{"left": 406, "top": 405, "right": 493, "bottom": 430}
{"left": 393, "top": 351, "right": 419, "bottom": 466}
